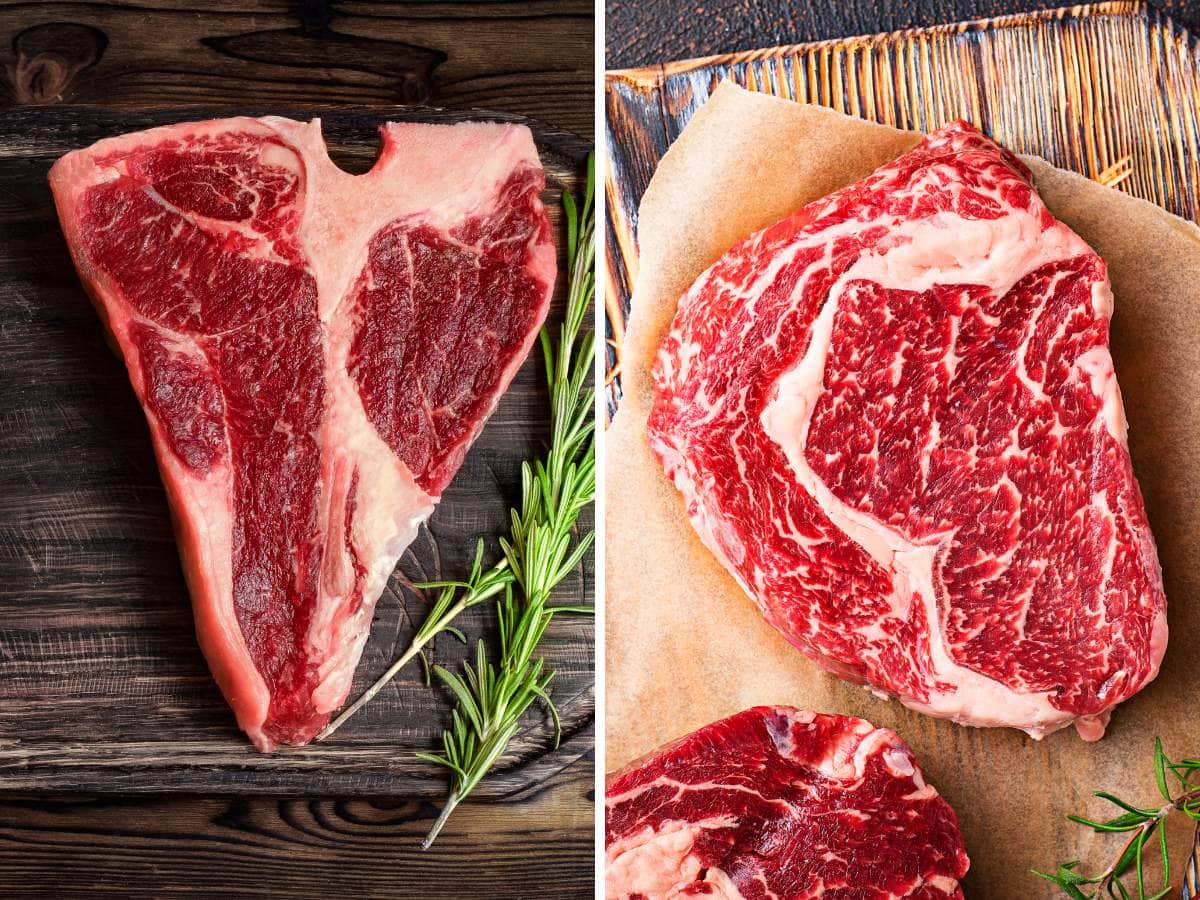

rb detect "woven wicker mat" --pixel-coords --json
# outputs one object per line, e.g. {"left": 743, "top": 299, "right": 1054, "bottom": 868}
{"left": 604, "top": 0, "right": 1200, "bottom": 413}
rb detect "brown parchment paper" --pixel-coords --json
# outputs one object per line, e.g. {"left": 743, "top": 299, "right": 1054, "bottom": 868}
{"left": 606, "top": 82, "right": 1200, "bottom": 896}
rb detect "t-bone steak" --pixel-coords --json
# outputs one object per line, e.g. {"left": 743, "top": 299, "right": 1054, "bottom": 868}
{"left": 606, "top": 706, "right": 969, "bottom": 899}
{"left": 50, "top": 116, "right": 555, "bottom": 750}
{"left": 648, "top": 121, "right": 1165, "bottom": 741}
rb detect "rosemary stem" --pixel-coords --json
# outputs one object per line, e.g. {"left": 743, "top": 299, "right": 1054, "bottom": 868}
{"left": 1100, "top": 820, "right": 1157, "bottom": 889}
{"left": 316, "top": 596, "right": 471, "bottom": 742}
{"left": 1036, "top": 739, "right": 1200, "bottom": 898}
{"left": 410, "top": 154, "right": 595, "bottom": 849}
{"left": 422, "top": 790, "right": 461, "bottom": 850}
{"left": 1099, "top": 794, "right": 1200, "bottom": 889}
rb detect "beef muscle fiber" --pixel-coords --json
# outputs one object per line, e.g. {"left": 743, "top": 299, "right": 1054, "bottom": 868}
{"left": 648, "top": 121, "right": 1166, "bottom": 740}
{"left": 606, "top": 706, "right": 970, "bottom": 899}
{"left": 50, "top": 117, "right": 555, "bottom": 750}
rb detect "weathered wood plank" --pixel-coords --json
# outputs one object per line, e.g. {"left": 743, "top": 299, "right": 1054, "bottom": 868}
{"left": 0, "top": 756, "right": 595, "bottom": 898}
{"left": 0, "top": 105, "right": 594, "bottom": 796}
{"left": 0, "top": 2, "right": 594, "bottom": 138}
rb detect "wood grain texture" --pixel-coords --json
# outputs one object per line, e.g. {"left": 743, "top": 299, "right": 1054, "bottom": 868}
{"left": 0, "top": 755, "right": 594, "bottom": 898}
{"left": 0, "top": 1, "right": 594, "bottom": 138}
{"left": 603, "top": 1, "right": 1200, "bottom": 413}
{"left": 0, "top": 105, "right": 594, "bottom": 797}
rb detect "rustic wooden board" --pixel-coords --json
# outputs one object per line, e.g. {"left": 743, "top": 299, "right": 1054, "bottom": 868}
{"left": 0, "top": 762, "right": 595, "bottom": 898}
{"left": 0, "top": 105, "right": 593, "bottom": 796}
{"left": 0, "top": 2, "right": 594, "bottom": 138}
{"left": 603, "top": 0, "right": 1200, "bottom": 413}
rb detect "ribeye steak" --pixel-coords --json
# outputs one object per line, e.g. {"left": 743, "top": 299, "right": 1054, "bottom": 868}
{"left": 605, "top": 706, "right": 969, "bottom": 899}
{"left": 648, "top": 121, "right": 1165, "bottom": 740}
{"left": 50, "top": 117, "right": 555, "bottom": 750}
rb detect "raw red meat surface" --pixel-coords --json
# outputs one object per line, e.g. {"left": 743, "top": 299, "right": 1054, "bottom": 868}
{"left": 606, "top": 706, "right": 969, "bottom": 899}
{"left": 51, "top": 117, "right": 555, "bottom": 750}
{"left": 648, "top": 121, "right": 1165, "bottom": 740}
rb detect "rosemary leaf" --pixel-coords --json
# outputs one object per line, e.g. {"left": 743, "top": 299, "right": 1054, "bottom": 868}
{"left": 1135, "top": 829, "right": 1145, "bottom": 897}
{"left": 312, "top": 154, "right": 595, "bottom": 751}
{"left": 417, "top": 154, "right": 596, "bottom": 847}
{"left": 1068, "top": 814, "right": 1145, "bottom": 833}
{"left": 1113, "top": 828, "right": 1144, "bottom": 879}
{"left": 1154, "top": 738, "right": 1170, "bottom": 801}
{"left": 314, "top": 152, "right": 594, "bottom": 852}
{"left": 1095, "top": 792, "right": 1156, "bottom": 818}
{"left": 1038, "top": 737, "right": 1200, "bottom": 898}
{"left": 1159, "top": 822, "right": 1169, "bottom": 885}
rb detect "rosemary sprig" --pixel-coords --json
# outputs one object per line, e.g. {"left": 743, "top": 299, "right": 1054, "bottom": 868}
{"left": 314, "top": 154, "right": 596, "bottom": 846}
{"left": 416, "top": 154, "right": 596, "bottom": 848}
{"left": 314, "top": 541, "right": 513, "bottom": 740}
{"left": 1034, "top": 737, "right": 1200, "bottom": 899}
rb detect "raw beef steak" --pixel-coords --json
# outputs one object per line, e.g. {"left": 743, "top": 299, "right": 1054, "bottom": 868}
{"left": 50, "top": 117, "right": 555, "bottom": 751}
{"left": 606, "top": 706, "right": 969, "bottom": 899}
{"left": 648, "top": 121, "right": 1165, "bottom": 740}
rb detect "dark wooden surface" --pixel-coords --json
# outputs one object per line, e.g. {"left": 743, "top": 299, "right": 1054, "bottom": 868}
{"left": 606, "top": 0, "right": 1200, "bottom": 68}
{"left": 2, "top": 1, "right": 593, "bottom": 137}
{"left": 0, "top": 3, "right": 594, "bottom": 896}
{"left": 0, "top": 762, "right": 595, "bottom": 898}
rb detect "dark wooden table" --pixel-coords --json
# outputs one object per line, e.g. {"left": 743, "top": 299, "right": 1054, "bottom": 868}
{"left": 606, "top": 0, "right": 1200, "bottom": 68}
{"left": 0, "top": 3, "right": 594, "bottom": 897}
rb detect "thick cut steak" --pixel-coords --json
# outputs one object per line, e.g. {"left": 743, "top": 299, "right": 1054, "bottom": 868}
{"left": 648, "top": 122, "right": 1165, "bottom": 740}
{"left": 50, "top": 117, "right": 555, "bottom": 750}
{"left": 606, "top": 706, "right": 969, "bottom": 899}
